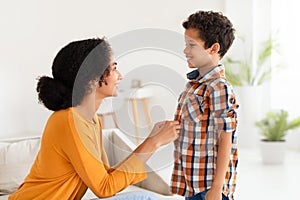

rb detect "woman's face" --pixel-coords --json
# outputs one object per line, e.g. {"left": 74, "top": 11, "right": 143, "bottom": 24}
{"left": 97, "top": 60, "right": 123, "bottom": 98}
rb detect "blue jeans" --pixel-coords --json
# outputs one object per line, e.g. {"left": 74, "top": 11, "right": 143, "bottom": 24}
{"left": 185, "top": 190, "right": 229, "bottom": 200}
{"left": 92, "top": 191, "right": 158, "bottom": 200}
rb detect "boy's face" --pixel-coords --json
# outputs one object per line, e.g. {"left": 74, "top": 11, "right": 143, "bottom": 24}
{"left": 184, "top": 28, "right": 215, "bottom": 70}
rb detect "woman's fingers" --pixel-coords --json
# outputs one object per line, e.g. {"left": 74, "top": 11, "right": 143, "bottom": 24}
{"left": 150, "top": 121, "right": 166, "bottom": 136}
{"left": 158, "top": 120, "right": 180, "bottom": 143}
{"left": 148, "top": 120, "right": 181, "bottom": 146}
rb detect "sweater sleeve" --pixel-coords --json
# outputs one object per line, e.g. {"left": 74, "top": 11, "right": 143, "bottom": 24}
{"left": 64, "top": 113, "right": 146, "bottom": 198}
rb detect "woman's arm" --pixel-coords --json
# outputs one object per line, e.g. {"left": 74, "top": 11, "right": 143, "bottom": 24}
{"left": 109, "top": 121, "right": 180, "bottom": 169}
{"left": 67, "top": 116, "right": 179, "bottom": 198}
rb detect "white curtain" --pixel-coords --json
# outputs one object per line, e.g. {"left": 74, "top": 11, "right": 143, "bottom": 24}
{"left": 271, "top": 0, "right": 300, "bottom": 118}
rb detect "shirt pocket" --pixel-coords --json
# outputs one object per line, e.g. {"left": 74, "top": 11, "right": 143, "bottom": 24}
{"left": 181, "top": 93, "right": 206, "bottom": 124}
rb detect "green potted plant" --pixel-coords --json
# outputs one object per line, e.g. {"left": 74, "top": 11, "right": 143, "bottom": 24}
{"left": 255, "top": 110, "right": 300, "bottom": 164}
{"left": 223, "top": 36, "right": 281, "bottom": 86}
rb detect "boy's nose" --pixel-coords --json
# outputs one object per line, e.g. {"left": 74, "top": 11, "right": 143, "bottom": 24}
{"left": 183, "top": 47, "right": 189, "bottom": 55}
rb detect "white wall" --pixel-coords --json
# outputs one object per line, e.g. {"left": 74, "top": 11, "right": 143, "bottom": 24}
{"left": 1, "top": 0, "right": 269, "bottom": 139}
{"left": 0, "top": 0, "right": 276, "bottom": 138}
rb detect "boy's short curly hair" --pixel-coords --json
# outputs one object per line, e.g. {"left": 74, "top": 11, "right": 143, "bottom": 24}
{"left": 183, "top": 10, "right": 235, "bottom": 58}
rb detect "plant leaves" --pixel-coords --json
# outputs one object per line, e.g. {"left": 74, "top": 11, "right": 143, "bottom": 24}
{"left": 255, "top": 110, "right": 300, "bottom": 141}
{"left": 224, "top": 36, "right": 281, "bottom": 86}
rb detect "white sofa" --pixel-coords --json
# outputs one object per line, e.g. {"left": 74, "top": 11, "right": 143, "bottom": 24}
{"left": 0, "top": 129, "right": 184, "bottom": 200}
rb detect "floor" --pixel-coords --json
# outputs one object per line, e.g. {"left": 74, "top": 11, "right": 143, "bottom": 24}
{"left": 145, "top": 146, "right": 300, "bottom": 200}
{"left": 234, "top": 148, "right": 300, "bottom": 200}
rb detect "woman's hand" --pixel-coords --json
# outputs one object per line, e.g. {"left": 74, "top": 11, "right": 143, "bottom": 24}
{"left": 148, "top": 120, "right": 180, "bottom": 147}
{"left": 133, "top": 120, "right": 180, "bottom": 163}
{"left": 148, "top": 121, "right": 165, "bottom": 136}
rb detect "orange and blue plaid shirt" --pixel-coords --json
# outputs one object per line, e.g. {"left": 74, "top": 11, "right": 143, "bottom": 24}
{"left": 171, "top": 65, "right": 238, "bottom": 200}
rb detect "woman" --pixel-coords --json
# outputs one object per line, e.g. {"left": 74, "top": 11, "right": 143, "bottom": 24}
{"left": 9, "top": 38, "right": 180, "bottom": 200}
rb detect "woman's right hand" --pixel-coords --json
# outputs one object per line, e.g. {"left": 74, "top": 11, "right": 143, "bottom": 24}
{"left": 148, "top": 120, "right": 180, "bottom": 147}
{"left": 133, "top": 120, "right": 180, "bottom": 163}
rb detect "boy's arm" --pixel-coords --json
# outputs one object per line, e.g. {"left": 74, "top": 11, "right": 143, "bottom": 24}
{"left": 209, "top": 131, "right": 232, "bottom": 195}
{"left": 206, "top": 81, "right": 238, "bottom": 199}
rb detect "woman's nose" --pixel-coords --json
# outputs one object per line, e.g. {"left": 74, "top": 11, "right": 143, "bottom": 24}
{"left": 118, "top": 71, "right": 123, "bottom": 80}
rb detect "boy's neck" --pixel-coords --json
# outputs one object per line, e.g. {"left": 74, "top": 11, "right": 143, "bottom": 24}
{"left": 198, "top": 63, "right": 220, "bottom": 77}
{"left": 198, "top": 56, "right": 220, "bottom": 75}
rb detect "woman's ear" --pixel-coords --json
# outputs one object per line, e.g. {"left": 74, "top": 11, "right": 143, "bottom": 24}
{"left": 90, "top": 78, "right": 100, "bottom": 89}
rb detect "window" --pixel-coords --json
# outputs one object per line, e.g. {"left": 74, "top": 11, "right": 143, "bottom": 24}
{"left": 271, "top": 0, "right": 300, "bottom": 118}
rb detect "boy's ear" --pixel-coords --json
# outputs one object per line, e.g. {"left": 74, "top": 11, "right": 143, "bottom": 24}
{"left": 209, "top": 43, "right": 220, "bottom": 54}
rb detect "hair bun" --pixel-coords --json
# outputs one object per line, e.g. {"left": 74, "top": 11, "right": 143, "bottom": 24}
{"left": 36, "top": 76, "right": 72, "bottom": 111}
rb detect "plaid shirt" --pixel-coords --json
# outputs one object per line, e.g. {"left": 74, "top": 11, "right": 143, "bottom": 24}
{"left": 171, "top": 65, "right": 238, "bottom": 200}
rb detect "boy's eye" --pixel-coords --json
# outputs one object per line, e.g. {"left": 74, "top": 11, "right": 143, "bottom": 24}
{"left": 186, "top": 43, "right": 196, "bottom": 47}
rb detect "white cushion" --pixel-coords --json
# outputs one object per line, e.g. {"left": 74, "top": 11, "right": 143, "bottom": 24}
{"left": 0, "top": 137, "right": 40, "bottom": 194}
{"left": 109, "top": 129, "right": 172, "bottom": 196}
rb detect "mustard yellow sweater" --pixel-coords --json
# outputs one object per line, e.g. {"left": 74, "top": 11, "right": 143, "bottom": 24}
{"left": 9, "top": 108, "right": 146, "bottom": 199}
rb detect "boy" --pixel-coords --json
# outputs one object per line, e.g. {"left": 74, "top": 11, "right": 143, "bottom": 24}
{"left": 171, "top": 11, "right": 239, "bottom": 200}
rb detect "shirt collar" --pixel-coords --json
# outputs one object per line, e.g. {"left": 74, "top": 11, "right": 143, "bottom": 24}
{"left": 186, "top": 64, "right": 225, "bottom": 83}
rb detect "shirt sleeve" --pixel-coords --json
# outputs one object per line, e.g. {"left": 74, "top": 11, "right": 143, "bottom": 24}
{"left": 209, "top": 81, "right": 238, "bottom": 134}
{"left": 65, "top": 114, "right": 146, "bottom": 198}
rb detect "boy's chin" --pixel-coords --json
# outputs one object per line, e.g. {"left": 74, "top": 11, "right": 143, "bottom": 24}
{"left": 187, "top": 62, "right": 197, "bottom": 68}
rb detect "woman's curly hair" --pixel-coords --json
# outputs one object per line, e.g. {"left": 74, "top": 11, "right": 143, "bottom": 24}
{"left": 36, "top": 38, "right": 112, "bottom": 111}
